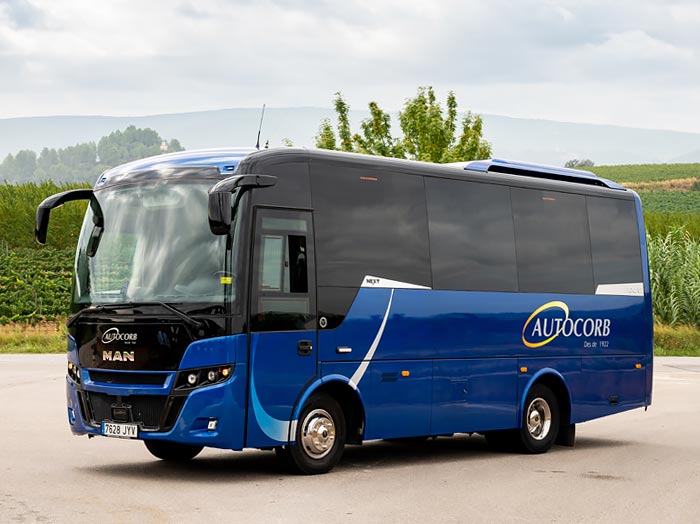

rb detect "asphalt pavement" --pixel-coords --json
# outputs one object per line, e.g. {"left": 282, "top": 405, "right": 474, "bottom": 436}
{"left": 1, "top": 354, "right": 699, "bottom": 524}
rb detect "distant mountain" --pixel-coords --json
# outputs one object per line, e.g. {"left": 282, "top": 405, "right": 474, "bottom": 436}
{"left": 669, "top": 148, "right": 700, "bottom": 164}
{"left": 1, "top": 108, "right": 699, "bottom": 166}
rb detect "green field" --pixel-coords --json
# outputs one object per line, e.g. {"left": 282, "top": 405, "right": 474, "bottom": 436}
{"left": 588, "top": 163, "right": 700, "bottom": 183}
{"left": 639, "top": 191, "right": 700, "bottom": 213}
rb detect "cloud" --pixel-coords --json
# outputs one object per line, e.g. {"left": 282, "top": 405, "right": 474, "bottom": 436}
{"left": 0, "top": 0, "right": 44, "bottom": 29}
{"left": 0, "top": 0, "right": 698, "bottom": 133}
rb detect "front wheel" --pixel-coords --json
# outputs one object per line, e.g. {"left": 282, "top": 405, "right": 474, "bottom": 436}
{"left": 144, "top": 440, "right": 203, "bottom": 462}
{"left": 281, "top": 393, "right": 346, "bottom": 474}
{"left": 517, "top": 384, "right": 559, "bottom": 454}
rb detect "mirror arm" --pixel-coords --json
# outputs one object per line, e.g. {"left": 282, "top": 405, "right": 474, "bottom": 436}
{"left": 35, "top": 189, "right": 95, "bottom": 245}
{"left": 208, "top": 174, "right": 276, "bottom": 235}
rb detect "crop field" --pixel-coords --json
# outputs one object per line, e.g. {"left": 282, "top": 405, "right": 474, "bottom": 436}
{"left": 639, "top": 191, "right": 700, "bottom": 213}
{"left": 589, "top": 163, "right": 700, "bottom": 183}
{"left": 0, "top": 247, "right": 74, "bottom": 323}
{"left": 0, "top": 181, "right": 89, "bottom": 250}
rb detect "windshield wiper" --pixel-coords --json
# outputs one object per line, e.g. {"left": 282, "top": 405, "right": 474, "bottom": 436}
{"left": 147, "top": 301, "right": 206, "bottom": 333}
{"left": 66, "top": 302, "right": 206, "bottom": 335}
{"left": 66, "top": 305, "right": 106, "bottom": 328}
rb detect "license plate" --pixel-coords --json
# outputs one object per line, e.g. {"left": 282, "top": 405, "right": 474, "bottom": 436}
{"left": 102, "top": 421, "right": 138, "bottom": 439}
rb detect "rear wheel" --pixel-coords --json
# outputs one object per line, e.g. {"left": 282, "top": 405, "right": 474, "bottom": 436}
{"left": 144, "top": 440, "right": 203, "bottom": 462}
{"left": 517, "top": 384, "right": 559, "bottom": 454}
{"left": 280, "top": 393, "right": 346, "bottom": 474}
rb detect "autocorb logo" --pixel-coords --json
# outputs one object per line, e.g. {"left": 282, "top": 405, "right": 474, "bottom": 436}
{"left": 522, "top": 301, "right": 611, "bottom": 348}
{"left": 101, "top": 327, "right": 138, "bottom": 344}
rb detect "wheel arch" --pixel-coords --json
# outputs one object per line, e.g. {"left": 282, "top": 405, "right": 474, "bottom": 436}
{"left": 521, "top": 368, "right": 573, "bottom": 428}
{"left": 290, "top": 375, "right": 366, "bottom": 445}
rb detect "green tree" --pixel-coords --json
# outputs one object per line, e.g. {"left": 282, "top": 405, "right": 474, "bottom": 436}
{"left": 565, "top": 158, "right": 595, "bottom": 168}
{"left": 333, "top": 92, "right": 353, "bottom": 152}
{"left": 315, "top": 119, "right": 337, "bottom": 150}
{"left": 399, "top": 86, "right": 457, "bottom": 163}
{"left": 97, "top": 125, "right": 164, "bottom": 166}
{"left": 316, "top": 87, "right": 491, "bottom": 163}
{"left": 353, "top": 102, "right": 404, "bottom": 158}
{"left": 1, "top": 126, "right": 186, "bottom": 184}
{"left": 168, "top": 138, "right": 185, "bottom": 152}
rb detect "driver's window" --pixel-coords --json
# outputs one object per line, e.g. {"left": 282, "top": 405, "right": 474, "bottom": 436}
{"left": 251, "top": 209, "right": 315, "bottom": 332}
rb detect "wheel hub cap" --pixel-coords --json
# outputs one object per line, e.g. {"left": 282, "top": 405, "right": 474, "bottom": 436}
{"left": 526, "top": 397, "right": 552, "bottom": 441}
{"left": 301, "top": 409, "right": 336, "bottom": 459}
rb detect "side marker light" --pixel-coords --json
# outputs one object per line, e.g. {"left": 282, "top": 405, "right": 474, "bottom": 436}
{"left": 520, "top": 367, "right": 528, "bottom": 373}
{"left": 635, "top": 363, "right": 642, "bottom": 369}
{"left": 401, "top": 370, "right": 410, "bottom": 377}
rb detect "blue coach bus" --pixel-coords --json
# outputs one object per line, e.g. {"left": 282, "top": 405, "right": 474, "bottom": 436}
{"left": 36, "top": 148, "right": 653, "bottom": 474}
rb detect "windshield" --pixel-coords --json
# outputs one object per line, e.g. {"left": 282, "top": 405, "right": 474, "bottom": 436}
{"left": 73, "top": 180, "right": 232, "bottom": 307}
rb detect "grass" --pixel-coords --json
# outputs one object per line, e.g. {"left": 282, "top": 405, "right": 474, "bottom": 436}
{"left": 654, "top": 324, "right": 700, "bottom": 356}
{"left": 0, "top": 322, "right": 67, "bottom": 353}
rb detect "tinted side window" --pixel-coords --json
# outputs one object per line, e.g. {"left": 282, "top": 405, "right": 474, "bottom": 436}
{"left": 512, "top": 187, "right": 594, "bottom": 294}
{"left": 311, "top": 165, "right": 431, "bottom": 288}
{"left": 587, "top": 197, "right": 643, "bottom": 285}
{"left": 426, "top": 178, "right": 517, "bottom": 292}
{"left": 251, "top": 210, "right": 315, "bottom": 332}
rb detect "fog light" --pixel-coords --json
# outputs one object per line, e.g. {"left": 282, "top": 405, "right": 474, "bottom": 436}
{"left": 187, "top": 373, "right": 198, "bottom": 385}
{"left": 221, "top": 367, "right": 230, "bottom": 377}
{"left": 207, "top": 419, "right": 218, "bottom": 431}
{"left": 207, "top": 370, "right": 218, "bottom": 382}
{"left": 68, "top": 408, "right": 76, "bottom": 425}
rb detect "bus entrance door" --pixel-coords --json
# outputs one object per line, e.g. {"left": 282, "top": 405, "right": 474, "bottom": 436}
{"left": 245, "top": 208, "right": 317, "bottom": 448}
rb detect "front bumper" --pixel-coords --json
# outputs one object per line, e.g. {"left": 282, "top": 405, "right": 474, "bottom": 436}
{"left": 66, "top": 369, "right": 247, "bottom": 450}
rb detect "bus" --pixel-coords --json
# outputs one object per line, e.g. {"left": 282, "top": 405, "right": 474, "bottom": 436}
{"left": 36, "top": 148, "right": 653, "bottom": 474}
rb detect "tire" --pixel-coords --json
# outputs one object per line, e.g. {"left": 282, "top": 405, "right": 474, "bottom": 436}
{"left": 144, "top": 440, "right": 203, "bottom": 462}
{"left": 283, "top": 393, "right": 346, "bottom": 475}
{"left": 517, "top": 384, "right": 559, "bottom": 454}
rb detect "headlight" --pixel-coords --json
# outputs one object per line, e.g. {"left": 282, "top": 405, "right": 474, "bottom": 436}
{"left": 67, "top": 361, "right": 81, "bottom": 384}
{"left": 174, "top": 365, "right": 233, "bottom": 391}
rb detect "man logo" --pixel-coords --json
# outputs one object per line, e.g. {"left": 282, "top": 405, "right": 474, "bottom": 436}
{"left": 102, "top": 350, "right": 135, "bottom": 362}
{"left": 522, "top": 301, "right": 611, "bottom": 349}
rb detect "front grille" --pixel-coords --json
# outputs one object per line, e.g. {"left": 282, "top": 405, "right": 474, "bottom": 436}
{"left": 88, "top": 370, "right": 167, "bottom": 386}
{"left": 84, "top": 392, "right": 181, "bottom": 430}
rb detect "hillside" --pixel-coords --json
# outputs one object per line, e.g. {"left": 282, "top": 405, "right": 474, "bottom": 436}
{"left": 2, "top": 109, "right": 700, "bottom": 166}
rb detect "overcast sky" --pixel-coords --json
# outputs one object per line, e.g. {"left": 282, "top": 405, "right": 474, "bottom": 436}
{"left": 1, "top": 0, "right": 699, "bottom": 132}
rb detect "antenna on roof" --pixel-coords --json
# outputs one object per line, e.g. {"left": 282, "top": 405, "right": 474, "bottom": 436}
{"left": 255, "top": 104, "right": 266, "bottom": 150}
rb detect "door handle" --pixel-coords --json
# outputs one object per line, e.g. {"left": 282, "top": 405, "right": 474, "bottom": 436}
{"left": 297, "top": 339, "right": 313, "bottom": 356}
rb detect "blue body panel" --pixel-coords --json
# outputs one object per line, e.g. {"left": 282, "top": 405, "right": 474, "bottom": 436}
{"left": 312, "top": 287, "right": 650, "bottom": 441}
{"left": 67, "top": 286, "right": 651, "bottom": 448}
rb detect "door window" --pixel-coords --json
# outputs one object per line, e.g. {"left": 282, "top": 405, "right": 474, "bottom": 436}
{"left": 251, "top": 209, "right": 315, "bottom": 332}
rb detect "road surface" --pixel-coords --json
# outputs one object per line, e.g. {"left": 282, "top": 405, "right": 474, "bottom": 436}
{"left": 1, "top": 355, "right": 698, "bottom": 523}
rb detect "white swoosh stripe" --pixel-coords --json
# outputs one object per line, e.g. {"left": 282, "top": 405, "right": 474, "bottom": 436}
{"left": 349, "top": 289, "right": 394, "bottom": 389}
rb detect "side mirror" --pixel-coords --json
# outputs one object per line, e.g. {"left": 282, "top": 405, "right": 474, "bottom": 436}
{"left": 208, "top": 174, "right": 277, "bottom": 235}
{"left": 35, "top": 189, "right": 95, "bottom": 245}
